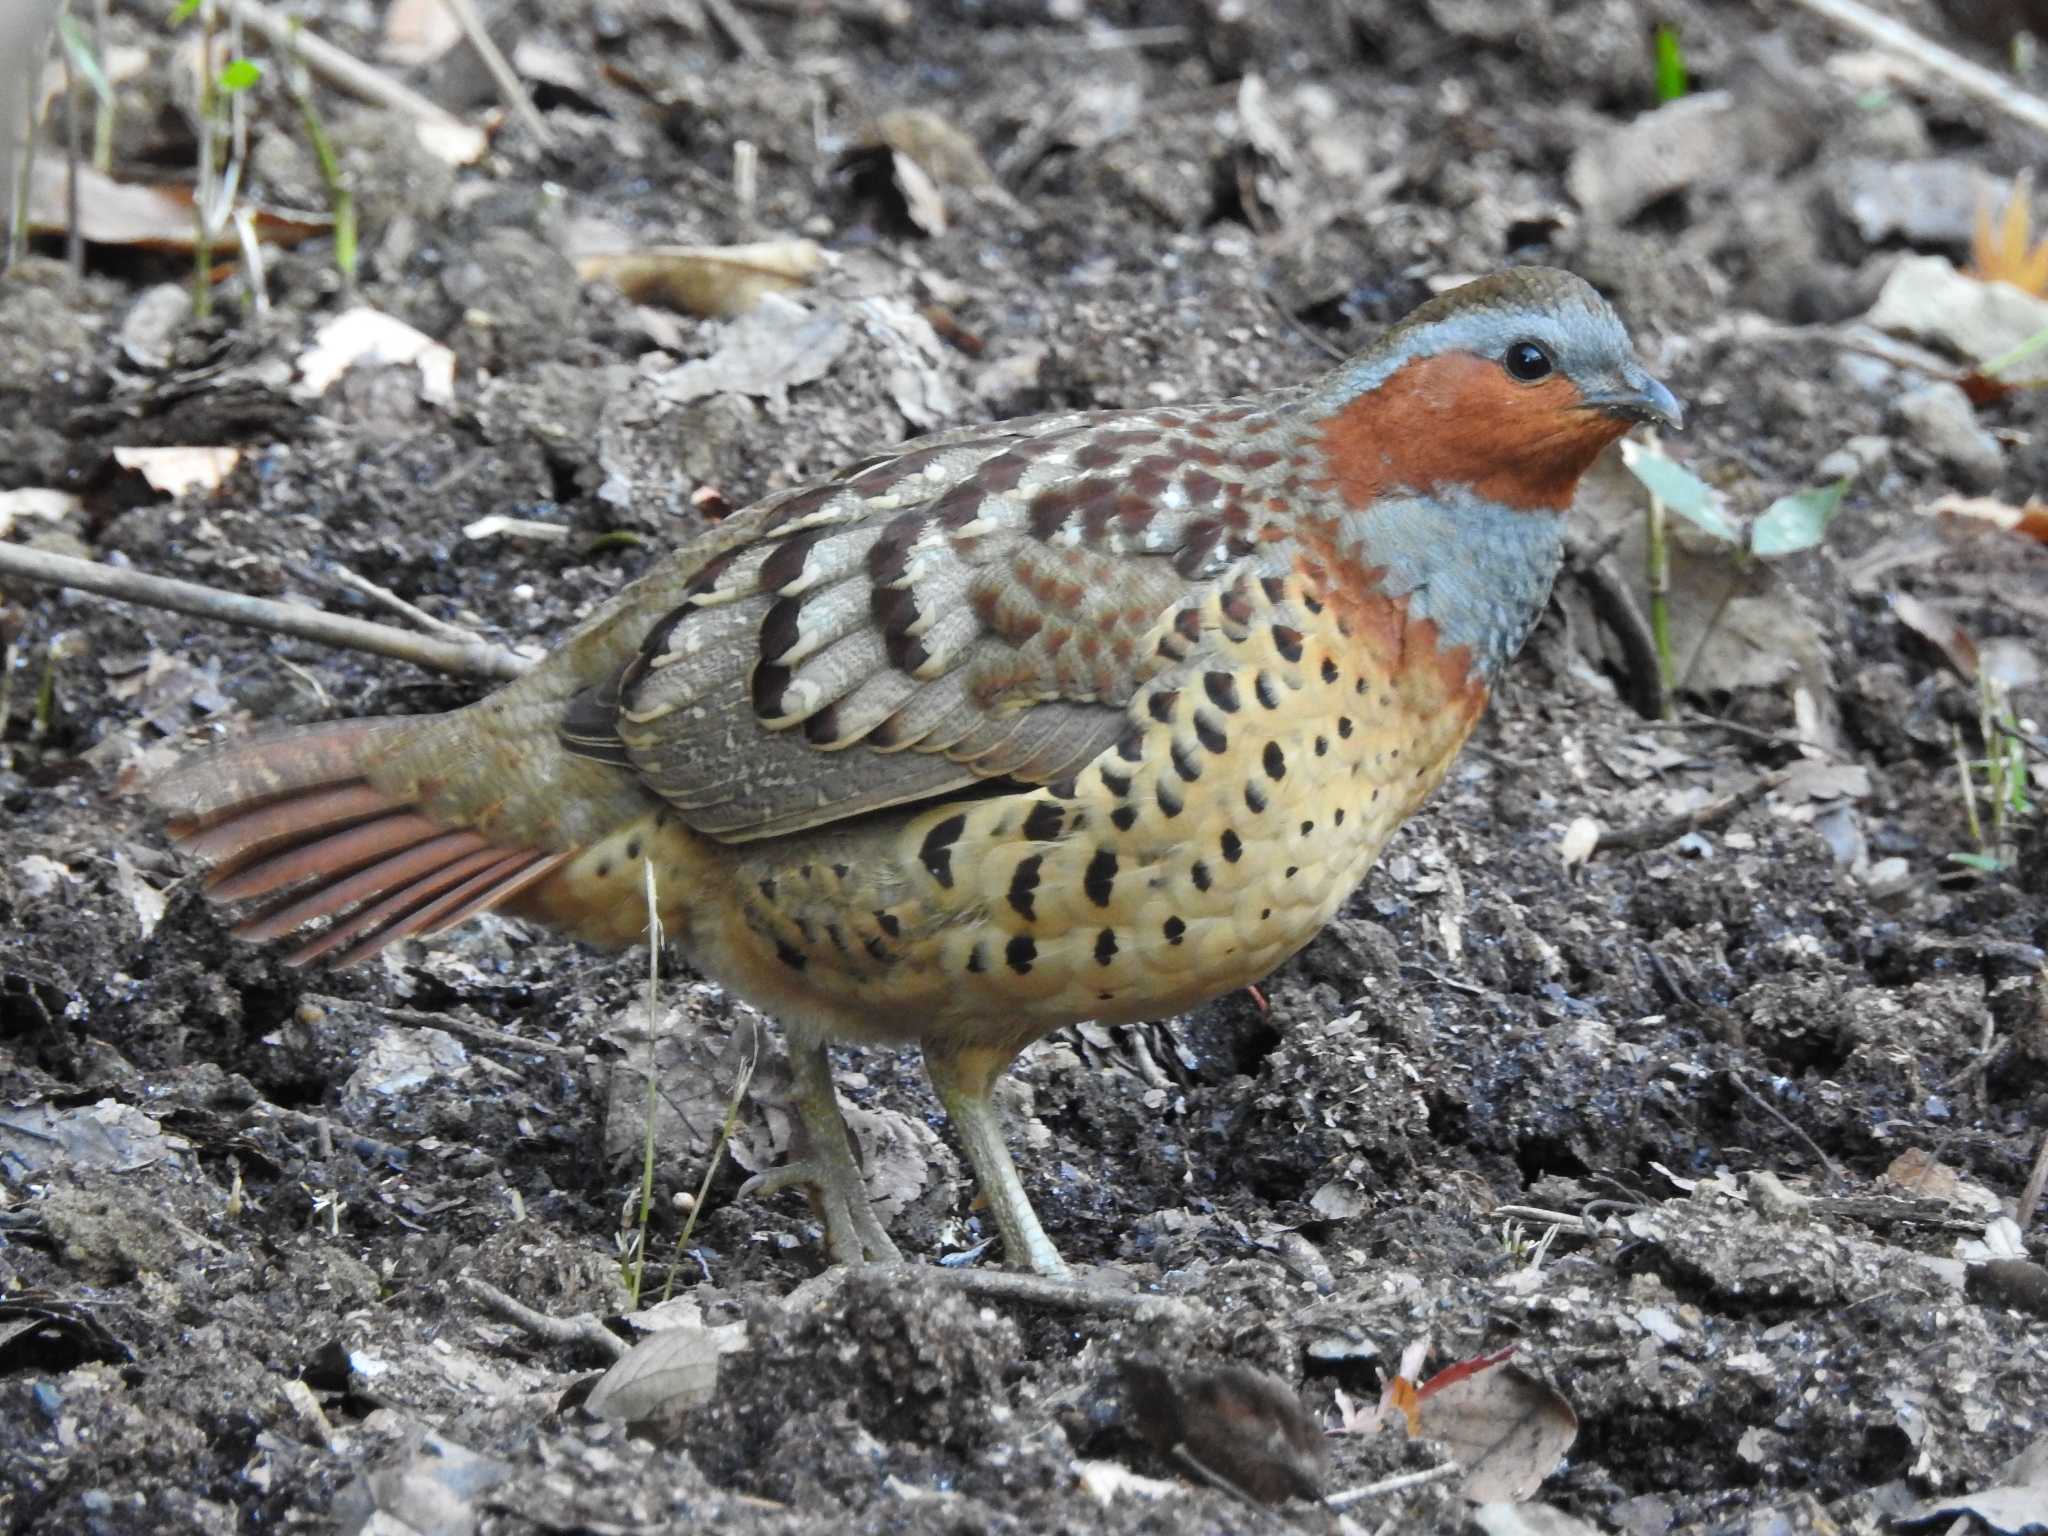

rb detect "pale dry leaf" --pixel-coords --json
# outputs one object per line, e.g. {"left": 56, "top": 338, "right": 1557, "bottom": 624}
{"left": 654, "top": 295, "right": 854, "bottom": 408}
{"left": 869, "top": 108, "right": 994, "bottom": 190}
{"left": 112, "top": 850, "right": 166, "bottom": 943}
{"left": 891, "top": 149, "right": 949, "bottom": 236}
{"left": 112, "top": 447, "right": 240, "bottom": 496}
{"left": 1884, "top": 1149, "right": 2004, "bottom": 1213}
{"left": 0, "top": 487, "right": 80, "bottom": 538}
{"left": 1410, "top": 1350, "right": 1578, "bottom": 1504}
{"left": 576, "top": 240, "right": 826, "bottom": 319}
{"left": 1076, "top": 1461, "right": 1181, "bottom": 1506}
{"left": 295, "top": 307, "right": 457, "bottom": 407}
{"left": 381, "top": 0, "right": 463, "bottom": 65}
{"left": 414, "top": 119, "right": 488, "bottom": 166}
{"left": 582, "top": 1322, "right": 746, "bottom": 1421}
{"left": 1558, "top": 817, "right": 1602, "bottom": 870}
{"left": 1928, "top": 493, "right": 2048, "bottom": 546}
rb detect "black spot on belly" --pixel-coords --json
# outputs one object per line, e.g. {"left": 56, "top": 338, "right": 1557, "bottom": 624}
{"left": 1157, "top": 781, "right": 1184, "bottom": 818}
{"left": 1085, "top": 849, "right": 1118, "bottom": 907}
{"left": 1101, "top": 770, "right": 1132, "bottom": 798}
{"left": 1006, "top": 935, "right": 1037, "bottom": 974}
{"left": 1204, "top": 672, "right": 1241, "bottom": 713}
{"left": 1221, "top": 829, "right": 1243, "bottom": 863}
{"left": 1256, "top": 673, "right": 1282, "bottom": 709}
{"left": 1163, "top": 916, "right": 1186, "bottom": 945}
{"left": 775, "top": 940, "right": 807, "bottom": 971}
{"left": 1171, "top": 741, "right": 1202, "bottom": 781}
{"left": 1111, "top": 805, "right": 1138, "bottom": 832}
{"left": 596, "top": 861, "right": 613, "bottom": 880}
{"left": 921, "top": 814, "right": 967, "bottom": 888}
{"left": 1008, "top": 854, "right": 1044, "bottom": 920}
{"left": 1095, "top": 928, "right": 1118, "bottom": 965}
{"left": 625, "top": 838, "right": 642, "bottom": 860}
{"left": 875, "top": 910, "right": 901, "bottom": 937}
{"left": 967, "top": 941, "right": 988, "bottom": 974}
{"left": 1148, "top": 690, "right": 1179, "bottom": 724}
{"left": 1300, "top": 820, "right": 1314, "bottom": 836}
{"left": 758, "top": 878, "right": 778, "bottom": 901}
{"left": 1245, "top": 782, "right": 1268, "bottom": 814}
{"left": 1338, "top": 717, "right": 1354, "bottom": 738}
{"left": 832, "top": 862, "right": 850, "bottom": 880}
{"left": 1272, "top": 625, "right": 1304, "bottom": 662}
{"left": 1321, "top": 656, "right": 1339, "bottom": 684}
{"left": 1191, "top": 860, "right": 1212, "bottom": 891}
{"left": 1263, "top": 742, "right": 1286, "bottom": 780}
{"left": 1314, "top": 736, "right": 1328, "bottom": 756}
{"left": 1195, "top": 715, "right": 1228, "bottom": 754}
{"left": 1334, "top": 809, "right": 1346, "bottom": 825}
{"left": 1023, "top": 802, "right": 1065, "bottom": 842}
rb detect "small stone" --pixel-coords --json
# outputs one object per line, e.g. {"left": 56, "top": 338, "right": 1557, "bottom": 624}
{"left": 1891, "top": 382, "right": 2003, "bottom": 491}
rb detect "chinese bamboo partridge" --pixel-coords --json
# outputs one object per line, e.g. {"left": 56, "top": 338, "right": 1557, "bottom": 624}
{"left": 151, "top": 267, "right": 1681, "bottom": 1276}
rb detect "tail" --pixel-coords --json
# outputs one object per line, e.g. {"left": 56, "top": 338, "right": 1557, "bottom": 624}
{"left": 149, "top": 718, "right": 570, "bottom": 968}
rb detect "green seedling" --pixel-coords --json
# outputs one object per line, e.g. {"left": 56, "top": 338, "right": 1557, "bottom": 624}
{"left": 56, "top": 5, "right": 115, "bottom": 173}
{"left": 1653, "top": 25, "right": 1688, "bottom": 103}
{"left": 174, "top": 0, "right": 262, "bottom": 318}
{"left": 1620, "top": 441, "right": 1848, "bottom": 716}
{"left": 283, "top": 23, "right": 354, "bottom": 293}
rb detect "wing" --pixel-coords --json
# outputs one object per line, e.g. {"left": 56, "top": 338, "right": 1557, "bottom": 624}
{"left": 561, "top": 390, "right": 1313, "bottom": 841}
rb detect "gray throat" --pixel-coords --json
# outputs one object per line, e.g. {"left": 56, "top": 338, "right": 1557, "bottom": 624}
{"left": 1335, "top": 486, "right": 1566, "bottom": 686}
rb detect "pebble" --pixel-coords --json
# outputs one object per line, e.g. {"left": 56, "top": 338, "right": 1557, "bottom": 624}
{"left": 1891, "top": 382, "right": 2003, "bottom": 491}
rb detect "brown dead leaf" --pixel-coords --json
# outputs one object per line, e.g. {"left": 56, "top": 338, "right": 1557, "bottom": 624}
{"left": 869, "top": 109, "right": 995, "bottom": 191}
{"left": 1891, "top": 591, "right": 1980, "bottom": 680}
{"left": 27, "top": 160, "right": 322, "bottom": 252}
{"left": 1883, "top": 1149, "right": 2003, "bottom": 1213}
{"left": 1929, "top": 493, "right": 2048, "bottom": 546}
{"left": 1408, "top": 1347, "right": 1578, "bottom": 1503}
{"left": 576, "top": 240, "right": 827, "bottom": 318}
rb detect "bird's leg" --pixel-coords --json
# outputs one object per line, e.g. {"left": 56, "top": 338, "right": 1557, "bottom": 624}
{"left": 738, "top": 1032, "right": 901, "bottom": 1265}
{"left": 924, "top": 1042, "right": 1068, "bottom": 1278}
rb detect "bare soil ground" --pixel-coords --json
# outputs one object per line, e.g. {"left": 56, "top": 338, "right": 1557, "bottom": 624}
{"left": 4, "top": 1, "right": 2048, "bottom": 1533}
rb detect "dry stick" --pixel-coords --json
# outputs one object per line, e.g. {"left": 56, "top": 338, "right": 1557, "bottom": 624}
{"left": 2018, "top": 1125, "right": 2048, "bottom": 1234}
{"left": 0, "top": 542, "right": 531, "bottom": 682}
{"left": 703, "top": 0, "right": 773, "bottom": 64}
{"left": 330, "top": 565, "right": 479, "bottom": 641}
{"left": 433, "top": 0, "right": 553, "bottom": 150}
{"left": 1324, "top": 1461, "right": 1464, "bottom": 1510}
{"left": 459, "top": 1275, "right": 628, "bottom": 1362}
{"left": 231, "top": 0, "right": 471, "bottom": 135}
{"left": 1786, "top": 0, "right": 2048, "bottom": 139}
{"left": 1727, "top": 1066, "right": 1841, "bottom": 1183}
{"left": 1592, "top": 769, "right": 1789, "bottom": 857}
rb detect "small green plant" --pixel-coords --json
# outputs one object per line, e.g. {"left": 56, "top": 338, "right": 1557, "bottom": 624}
{"left": 1653, "top": 24, "right": 1688, "bottom": 103}
{"left": 55, "top": 3, "right": 115, "bottom": 174}
{"left": 1620, "top": 441, "right": 1848, "bottom": 716}
{"left": 173, "top": 0, "right": 262, "bottom": 318}
{"left": 1950, "top": 666, "right": 2039, "bottom": 874}
{"left": 283, "top": 24, "right": 354, "bottom": 294}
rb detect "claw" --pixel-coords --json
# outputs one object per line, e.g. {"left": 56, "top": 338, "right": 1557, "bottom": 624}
{"left": 741, "top": 1035, "right": 903, "bottom": 1266}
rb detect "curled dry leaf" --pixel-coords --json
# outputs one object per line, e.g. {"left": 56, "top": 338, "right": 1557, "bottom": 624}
{"left": 1402, "top": 1346, "right": 1579, "bottom": 1504}
{"left": 27, "top": 160, "right": 322, "bottom": 252}
{"left": 576, "top": 240, "right": 827, "bottom": 319}
{"left": 1928, "top": 493, "right": 2048, "bottom": 547}
{"left": 380, "top": 0, "right": 463, "bottom": 66}
{"left": 1890, "top": 591, "right": 1980, "bottom": 680}
{"left": 1558, "top": 817, "right": 1602, "bottom": 870}
{"left": 582, "top": 1321, "right": 749, "bottom": 1422}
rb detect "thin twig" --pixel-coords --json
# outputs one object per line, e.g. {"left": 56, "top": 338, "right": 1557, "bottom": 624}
{"left": 459, "top": 1275, "right": 628, "bottom": 1362}
{"left": 1324, "top": 1461, "right": 1463, "bottom": 1510}
{"left": 733, "top": 0, "right": 909, "bottom": 25}
{"left": 330, "top": 566, "right": 479, "bottom": 641}
{"left": 434, "top": 0, "right": 553, "bottom": 150}
{"left": 315, "top": 997, "right": 582, "bottom": 1060}
{"left": 1592, "top": 770, "right": 1788, "bottom": 856}
{"left": 786, "top": 1262, "right": 1200, "bottom": 1325}
{"left": 703, "top": 0, "right": 772, "bottom": 63}
{"left": 1726, "top": 1066, "right": 1841, "bottom": 1183}
{"left": 1786, "top": 0, "right": 2048, "bottom": 138}
{"left": 2019, "top": 1125, "right": 2048, "bottom": 1235}
{"left": 232, "top": 0, "right": 472, "bottom": 135}
{"left": 0, "top": 541, "right": 531, "bottom": 681}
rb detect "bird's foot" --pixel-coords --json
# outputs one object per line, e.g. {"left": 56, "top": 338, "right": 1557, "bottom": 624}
{"left": 738, "top": 1157, "right": 901, "bottom": 1266}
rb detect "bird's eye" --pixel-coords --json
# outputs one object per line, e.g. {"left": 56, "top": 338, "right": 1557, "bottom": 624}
{"left": 1503, "top": 341, "right": 1553, "bottom": 382}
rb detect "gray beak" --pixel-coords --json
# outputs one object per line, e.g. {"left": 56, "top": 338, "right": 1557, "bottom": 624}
{"left": 1588, "top": 370, "right": 1684, "bottom": 431}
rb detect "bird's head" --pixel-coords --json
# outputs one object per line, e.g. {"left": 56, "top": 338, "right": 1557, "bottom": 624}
{"left": 1312, "top": 267, "right": 1682, "bottom": 514}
